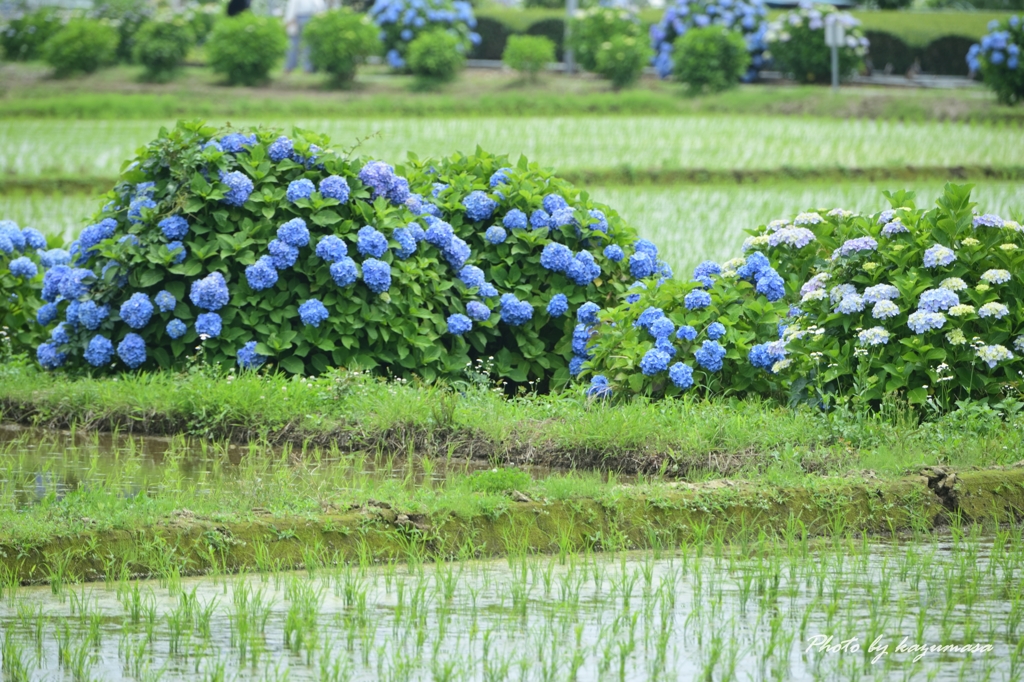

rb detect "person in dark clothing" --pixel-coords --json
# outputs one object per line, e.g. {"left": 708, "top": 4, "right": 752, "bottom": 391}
{"left": 227, "top": 0, "right": 250, "bottom": 17}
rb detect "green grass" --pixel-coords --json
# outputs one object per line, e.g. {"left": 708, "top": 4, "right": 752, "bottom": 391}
{"left": 6, "top": 181, "right": 1022, "bottom": 275}
{"left": 1, "top": 61, "right": 1019, "bottom": 122}
{"left": 3, "top": 116, "right": 1023, "bottom": 182}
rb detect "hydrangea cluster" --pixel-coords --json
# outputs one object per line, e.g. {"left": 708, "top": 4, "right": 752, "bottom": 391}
{"left": 650, "top": 0, "right": 768, "bottom": 79}
{"left": 369, "top": 0, "right": 479, "bottom": 70}
{"left": 765, "top": 2, "right": 869, "bottom": 84}
{"left": 968, "top": 17, "right": 1023, "bottom": 105}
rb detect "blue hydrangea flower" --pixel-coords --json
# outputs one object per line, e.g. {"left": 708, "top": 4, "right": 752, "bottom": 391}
{"left": 315, "top": 235, "right": 348, "bottom": 263}
{"left": 657, "top": 338, "right": 677, "bottom": 358}
{"left": 548, "top": 207, "right": 576, "bottom": 229}
{"left": 237, "top": 340, "right": 266, "bottom": 369}
{"left": 863, "top": 284, "right": 900, "bottom": 303}
{"left": 649, "top": 317, "right": 674, "bottom": 340}
{"left": 566, "top": 251, "right": 601, "bottom": 287}
{"left": 748, "top": 342, "right": 786, "bottom": 372}
{"left": 459, "top": 265, "right": 485, "bottom": 289}
{"left": 246, "top": 256, "right": 278, "bottom": 291}
{"left": 540, "top": 243, "right": 573, "bottom": 273}
{"left": 353, "top": 226, "right": 389, "bottom": 259}
{"left": 166, "top": 241, "right": 187, "bottom": 265}
{"left": 500, "top": 295, "right": 533, "bottom": 326}
{"left": 38, "top": 249, "right": 71, "bottom": 269}
{"left": 530, "top": 210, "right": 550, "bottom": 230}
{"left": 218, "top": 133, "right": 255, "bottom": 153}
{"left": 319, "top": 176, "right": 350, "bottom": 203}
{"left": 195, "top": 312, "right": 222, "bottom": 338}
{"left": 629, "top": 252, "right": 656, "bottom": 279}
{"left": 278, "top": 218, "right": 310, "bottom": 248}
{"left": 424, "top": 218, "right": 454, "bottom": 250}
{"left": 463, "top": 191, "right": 497, "bottom": 222}
{"left": 166, "top": 319, "right": 187, "bottom": 339}
{"left": 36, "top": 302, "right": 58, "bottom": 326}
{"left": 858, "top": 327, "right": 891, "bottom": 346}
{"left": 918, "top": 288, "right": 959, "bottom": 313}
{"left": 9, "top": 256, "right": 37, "bottom": 279}
{"left": 695, "top": 340, "right": 726, "bottom": 372}
{"left": 755, "top": 268, "right": 786, "bottom": 302}
{"left": 835, "top": 294, "right": 865, "bottom": 314}
{"left": 669, "top": 362, "right": 694, "bottom": 389}
{"left": 588, "top": 209, "right": 609, "bottom": 233}
{"left": 362, "top": 258, "right": 391, "bottom": 294}
{"left": 78, "top": 300, "right": 109, "bottom": 330}
{"left": 547, "top": 293, "right": 568, "bottom": 317}
{"left": 50, "top": 322, "right": 70, "bottom": 345}
{"left": 640, "top": 348, "right": 671, "bottom": 376}
{"left": 41, "top": 266, "right": 68, "bottom": 302}
{"left": 569, "top": 356, "right": 585, "bottom": 377}
{"left": 407, "top": 223, "right": 426, "bottom": 242}
{"left": 128, "top": 197, "right": 157, "bottom": 224}
{"left": 330, "top": 258, "right": 358, "bottom": 288}
{"left": 503, "top": 209, "right": 527, "bottom": 230}
{"left": 485, "top": 226, "right": 507, "bottom": 244}
{"left": 298, "top": 299, "right": 329, "bottom": 327}
{"left": 572, "top": 323, "right": 592, "bottom": 357}
{"left": 684, "top": 290, "right": 712, "bottom": 310}
{"left": 542, "top": 194, "right": 568, "bottom": 214}
{"left": 431, "top": 183, "right": 449, "bottom": 198}
{"left": 83, "top": 335, "right": 115, "bottom": 367}
{"left": 116, "top": 333, "right": 146, "bottom": 368}
{"left": 120, "top": 293, "right": 154, "bottom": 329}
{"left": 634, "top": 306, "right": 664, "bottom": 331}
{"left": 490, "top": 168, "right": 512, "bottom": 187}
{"left": 358, "top": 161, "right": 408, "bottom": 203}
{"left": 603, "top": 245, "right": 624, "bottom": 262}
{"left": 587, "top": 375, "right": 612, "bottom": 399}
{"left": 577, "top": 302, "right": 600, "bottom": 325}
{"left": 393, "top": 228, "right": 417, "bottom": 259}
{"left": 220, "top": 171, "right": 253, "bottom": 207}
{"left": 907, "top": 311, "right": 946, "bottom": 334}
{"left": 79, "top": 218, "right": 117, "bottom": 256}
{"left": 189, "top": 272, "right": 230, "bottom": 311}
{"left": 479, "top": 282, "right": 498, "bottom": 297}
{"left": 287, "top": 178, "right": 315, "bottom": 203}
{"left": 443, "top": 237, "right": 471, "bottom": 270}
{"left": 22, "top": 227, "right": 46, "bottom": 250}
{"left": 268, "top": 136, "right": 294, "bottom": 162}
{"left": 0, "top": 233, "right": 13, "bottom": 255}
{"left": 36, "top": 342, "right": 66, "bottom": 370}
{"left": 447, "top": 313, "right": 472, "bottom": 335}
{"left": 923, "top": 244, "right": 956, "bottom": 269}
{"left": 676, "top": 325, "right": 697, "bottom": 342}
{"left": 831, "top": 236, "right": 878, "bottom": 260}
{"left": 973, "top": 214, "right": 1003, "bottom": 229}
{"left": 736, "top": 252, "right": 770, "bottom": 281}
{"left": 872, "top": 301, "right": 900, "bottom": 319}
{"left": 881, "top": 219, "right": 908, "bottom": 237}
{"left": 58, "top": 267, "right": 93, "bottom": 301}
{"left": 466, "top": 301, "right": 491, "bottom": 321}
{"left": 268, "top": 239, "right": 299, "bottom": 270}
{"left": 693, "top": 261, "right": 721, "bottom": 281}
{"left": 707, "top": 322, "right": 726, "bottom": 340}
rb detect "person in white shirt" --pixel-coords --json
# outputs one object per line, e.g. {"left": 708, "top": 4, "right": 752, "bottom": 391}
{"left": 284, "top": 0, "right": 326, "bottom": 73}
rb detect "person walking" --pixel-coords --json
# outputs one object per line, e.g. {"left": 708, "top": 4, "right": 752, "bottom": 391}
{"left": 284, "top": 0, "right": 326, "bottom": 74}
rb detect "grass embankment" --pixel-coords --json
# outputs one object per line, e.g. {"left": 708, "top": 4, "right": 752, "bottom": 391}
{"left": 3, "top": 363, "right": 1024, "bottom": 583}
{"left": 0, "top": 63, "right": 1017, "bottom": 123}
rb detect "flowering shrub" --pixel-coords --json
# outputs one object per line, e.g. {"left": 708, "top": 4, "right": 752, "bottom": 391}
{"left": 968, "top": 16, "right": 1024, "bottom": 105}
{"left": 1, "top": 221, "right": 54, "bottom": 356}
{"left": 133, "top": 17, "right": 195, "bottom": 82}
{"left": 672, "top": 26, "right": 751, "bottom": 94}
{"left": 369, "top": 0, "right": 479, "bottom": 71}
{"left": 583, "top": 184, "right": 1024, "bottom": 411}
{"left": 765, "top": 2, "right": 868, "bottom": 84}
{"left": 650, "top": 0, "right": 767, "bottom": 80}
{"left": 205, "top": 14, "right": 287, "bottom": 86}
{"left": 594, "top": 34, "right": 651, "bottom": 90}
{"left": 0, "top": 7, "right": 65, "bottom": 61}
{"left": 407, "top": 29, "right": 465, "bottom": 82}
{"left": 305, "top": 9, "right": 381, "bottom": 88}
{"left": 42, "top": 19, "right": 119, "bottom": 78}
{"left": 27, "top": 121, "right": 654, "bottom": 386}
{"left": 568, "top": 6, "right": 644, "bottom": 74}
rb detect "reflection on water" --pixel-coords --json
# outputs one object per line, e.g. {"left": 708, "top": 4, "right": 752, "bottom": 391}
{"left": 1, "top": 536, "right": 1021, "bottom": 681}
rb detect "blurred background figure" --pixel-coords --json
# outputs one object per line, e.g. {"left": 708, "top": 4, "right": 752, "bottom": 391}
{"left": 227, "top": 0, "right": 251, "bottom": 17}
{"left": 284, "top": 0, "right": 325, "bottom": 74}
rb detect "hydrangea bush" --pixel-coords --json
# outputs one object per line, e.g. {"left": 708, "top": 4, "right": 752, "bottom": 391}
{"left": 968, "top": 16, "right": 1024, "bottom": 105}
{"left": 28, "top": 121, "right": 660, "bottom": 386}
{"left": 765, "top": 2, "right": 868, "bottom": 84}
{"left": 1, "top": 220, "right": 56, "bottom": 356}
{"left": 568, "top": 6, "right": 644, "bottom": 74}
{"left": 369, "top": 0, "right": 479, "bottom": 71}
{"left": 649, "top": 0, "right": 768, "bottom": 80}
{"left": 582, "top": 184, "right": 1024, "bottom": 411}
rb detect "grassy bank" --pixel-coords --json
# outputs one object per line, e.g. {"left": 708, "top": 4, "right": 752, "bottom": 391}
{"left": 0, "top": 64, "right": 1015, "bottom": 123}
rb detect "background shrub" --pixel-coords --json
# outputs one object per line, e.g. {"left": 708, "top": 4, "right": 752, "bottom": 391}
{"left": 42, "top": 19, "right": 118, "bottom": 78}
{"left": 594, "top": 34, "right": 650, "bottom": 90}
{"left": 205, "top": 14, "right": 287, "bottom": 86}
{"left": 503, "top": 34, "right": 555, "bottom": 82}
{"left": 91, "top": 0, "right": 153, "bottom": 63}
{"left": 863, "top": 30, "right": 914, "bottom": 74}
{"left": 969, "top": 19, "right": 1024, "bottom": 104}
{"left": 0, "top": 7, "right": 64, "bottom": 61}
{"left": 650, "top": 0, "right": 768, "bottom": 80}
{"left": 370, "top": 0, "right": 479, "bottom": 71}
{"left": 469, "top": 16, "right": 512, "bottom": 60}
{"left": 305, "top": 9, "right": 381, "bottom": 88}
{"left": 672, "top": 26, "right": 751, "bottom": 94}
{"left": 407, "top": 30, "right": 465, "bottom": 82}
{"left": 525, "top": 18, "right": 565, "bottom": 61}
{"left": 1, "top": 221, "right": 49, "bottom": 360}
{"left": 134, "top": 18, "right": 195, "bottom": 83}
{"left": 766, "top": 4, "right": 869, "bottom": 84}
{"left": 28, "top": 121, "right": 645, "bottom": 386}
{"left": 568, "top": 7, "right": 643, "bottom": 74}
